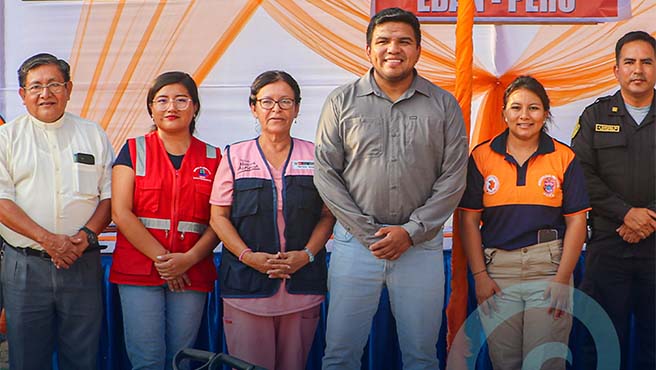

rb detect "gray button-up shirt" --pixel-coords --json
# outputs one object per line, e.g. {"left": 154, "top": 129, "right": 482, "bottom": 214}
{"left": 314, "top": 70, "right": 468, "bottom": 247}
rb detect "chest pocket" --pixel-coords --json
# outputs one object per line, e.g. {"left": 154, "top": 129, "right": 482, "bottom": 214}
{"left": 592, "top": 129, "right": 627, "bottom": 176}
{"left": 135, "top": 180, "right": 162, "bottom": 213}
{"left": 73, "top": 163, "right": 100, "bottom": 197}
{"left": 344, "top": 117, "right": 383, "bottom": 158}
{"left": 193, "top": 182, "right": 213, "bottom": 220}
{"left": 232, "top": 179, "right": 265, "bottom": 218}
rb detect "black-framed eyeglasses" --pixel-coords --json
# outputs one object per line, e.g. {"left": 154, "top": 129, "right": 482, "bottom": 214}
{"left": 152, "top": 97, "right": 192, "bottom": 111}
{"left": 257, "top": 98, "right": 295, "bottom": 110}
{"left": 24, "top": 82, "right": 67, "bottom": 95}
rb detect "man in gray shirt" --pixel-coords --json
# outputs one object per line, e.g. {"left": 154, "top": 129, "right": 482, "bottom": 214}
{"left": 314, "top": 7, "right": 468, "bottom": 370}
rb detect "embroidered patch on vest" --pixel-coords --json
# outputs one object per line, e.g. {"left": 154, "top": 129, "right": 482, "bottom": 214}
{"left": 292, "top": 160, "right": 314, "bottom": 170}
{"left": 237, "top": 159, "right": 260, "bottom": 173}
{"left": 193, "top": 166, "right": 212, "bottom": 182}
{"left": 595, "top": 124, "right": 620, "bottom": 132}
{"left": 538, "top": 175, "right": 560, "bottom": 198}
{"left": 484, "top": 175, "right": 499, "bottom": 195}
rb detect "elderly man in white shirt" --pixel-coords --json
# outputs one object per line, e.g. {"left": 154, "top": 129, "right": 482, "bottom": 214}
{"left": 0, "top": 53, "right": 114, "bottom": 370}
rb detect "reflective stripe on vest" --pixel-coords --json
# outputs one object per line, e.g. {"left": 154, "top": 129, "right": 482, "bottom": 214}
{"left": 206, "top": 144, "right": 216, "bottom": 159}
{"left": 138, "top": 217, "right": 207, "bottom": 235}
{"left": 135, "top": 136, "right": 146, "bottom": 177}
{"left": 138, "top": 217, "right": 170, "bottom": 230}
{"left": 178, "top": 221, "right": 207, "bottom": 234}
{"left": 135, "top": 138, "right": 216, "bottom": 176}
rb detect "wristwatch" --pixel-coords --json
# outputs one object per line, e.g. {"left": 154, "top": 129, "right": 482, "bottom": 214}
{"left": 80, "top": 226, "right": 99, "bottom": 248}
{"left": 303, "top": 247, "right": 315, "bottom": 263}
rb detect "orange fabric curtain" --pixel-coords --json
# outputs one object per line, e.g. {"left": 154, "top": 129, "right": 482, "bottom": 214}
{"left": 69, "top": 0, "right": 260, "bottom": 149}
{"left": 448, "top": 0, "right": 474, "bottom": 354}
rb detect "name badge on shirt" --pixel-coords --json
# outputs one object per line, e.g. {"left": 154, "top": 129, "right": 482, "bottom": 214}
{"left": 595, "top": 124, "right": 620, "bottom": 133}
{"left": 292, "top": 160, "right": 314, "bottom": 170}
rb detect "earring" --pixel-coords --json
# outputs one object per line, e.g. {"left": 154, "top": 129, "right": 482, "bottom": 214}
{"left": 254, "top": 118, "right": 261, "bottom": 133}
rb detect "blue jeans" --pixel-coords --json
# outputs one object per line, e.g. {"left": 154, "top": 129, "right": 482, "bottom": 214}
{"left": 118, "top": 284, "right": 207, "bottom": 370}
{"left": 322, "top": 222, "right": 445, "bottom": 370}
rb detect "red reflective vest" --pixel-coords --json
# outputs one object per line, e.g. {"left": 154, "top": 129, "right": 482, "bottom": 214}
{"left": 110, "top": 131, "right": 220, "bottom": 292}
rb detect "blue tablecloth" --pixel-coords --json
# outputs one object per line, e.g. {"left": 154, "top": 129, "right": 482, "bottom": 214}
{"left": 94, "top": 251, "right": 627, "bottom": 370}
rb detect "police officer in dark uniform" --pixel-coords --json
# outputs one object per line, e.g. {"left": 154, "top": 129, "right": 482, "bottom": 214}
{"left": 572, "top": 30, "right": 656, "bottom": 370}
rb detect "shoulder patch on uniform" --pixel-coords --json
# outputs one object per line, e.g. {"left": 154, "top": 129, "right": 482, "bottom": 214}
{"left": 571, "top": 120, "right": 581, "bottom": 139}
{"left": 595, "top": 124, "right": 620, "bottom": 133}
{"left": 593, "top": 95, "right": 613, "bottom": 104}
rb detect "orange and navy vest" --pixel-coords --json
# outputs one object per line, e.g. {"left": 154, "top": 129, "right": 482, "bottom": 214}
{"left": 219, "top": 137, "right": 326, "bottom": 298}
{"left": 459, "top": 130, "right": 590, "bottom": 250}
{"left": 110, "top": 131, "right": 220, "bottom": 292}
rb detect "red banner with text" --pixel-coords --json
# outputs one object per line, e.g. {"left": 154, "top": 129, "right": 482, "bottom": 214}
{"left": 372, "top": 0, "right": 631, "bottom": 23}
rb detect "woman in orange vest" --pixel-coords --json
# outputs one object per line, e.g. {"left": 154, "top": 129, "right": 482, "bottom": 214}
{"left": 210, "top": 70, "right": 335, "bottom": 370}
{"left": 110, "top": 71, "right": 220, "bottom": 370}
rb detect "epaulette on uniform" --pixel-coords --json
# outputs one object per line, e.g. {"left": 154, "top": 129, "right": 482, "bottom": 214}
{"left": 581, "top": 95, "right": 613, "bottom": 114}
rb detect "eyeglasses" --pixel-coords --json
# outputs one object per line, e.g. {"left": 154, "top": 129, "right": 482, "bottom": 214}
{"left": 152, "top": 97, "right": 192, "bottom": 111}
{"left": 24, "top": 82, "right": 67, "bottom": 95}
{"left": 257, "top": 98, "right": 295, "bottom": 110}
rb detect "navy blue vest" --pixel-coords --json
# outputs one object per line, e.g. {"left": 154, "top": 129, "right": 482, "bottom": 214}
{"left": 219, "top": 138, "right": 326, "bottom": 297}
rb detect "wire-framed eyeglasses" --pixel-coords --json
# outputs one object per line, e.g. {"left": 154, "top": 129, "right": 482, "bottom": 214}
{"left": 256, "top": 98, "right": 295, "bottom": 110}
{"left": 152, "top": 97, "right": 193, "bottom": 111}
{"left": 24, "top": 82, "right": 67, "bottom": 95}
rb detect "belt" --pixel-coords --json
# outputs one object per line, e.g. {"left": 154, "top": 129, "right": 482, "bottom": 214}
{"left": 4, "top": 243, "right": 52, "bottom": 259}
{"left": 3, "top": 242, "right": 103, "bottom": 259}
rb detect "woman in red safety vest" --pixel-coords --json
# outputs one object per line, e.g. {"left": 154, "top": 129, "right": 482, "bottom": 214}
{"left": 110, "top": 71, "right": 220, "bottom": 370}
{"left": 209, "top": 70, "right": 335, "bottom": 370}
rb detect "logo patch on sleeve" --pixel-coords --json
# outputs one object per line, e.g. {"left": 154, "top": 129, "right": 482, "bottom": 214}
{"left": 292, "top": 160, "right": 314, "bottom": 170}
{"left": 595, "top": 124, "right": 620, "bottom": 133}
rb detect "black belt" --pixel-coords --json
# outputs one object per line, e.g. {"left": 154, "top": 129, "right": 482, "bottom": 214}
{"left": 3, "top": 242, "right": 103, "bottom": 259}
{"left": 4, "top": 243, "right": 52, "bottom": 259}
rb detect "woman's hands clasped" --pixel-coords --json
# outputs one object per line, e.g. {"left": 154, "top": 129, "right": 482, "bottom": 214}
{"left": 155, "top": 252, "right": 194, "bottom": 292}
{"left": 242, "top": 250, "right": 310, "bottom": 279}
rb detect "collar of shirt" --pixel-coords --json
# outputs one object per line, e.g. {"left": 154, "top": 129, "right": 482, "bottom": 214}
{"left": 27, "top": 112, "right": 67, "bottom": 129}
{"left": 355, "top": 68, "right": 431, "bottom": 101}
{"left": 490, "top": 129, "right": 555, "bottom": 156}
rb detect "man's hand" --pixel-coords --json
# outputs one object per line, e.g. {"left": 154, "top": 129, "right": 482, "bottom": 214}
{"left": 623, "top": 208, "right": 656, "bottom": 236}
{"left": 70, "top": 230, "right": 89, "bottom": 255}
{"left": 41, "top": 232, "right": 81, "bottom": 269}
{"left": 616, "top": 224, "right": 643, "bottom": 243}
{"left": 369, "top": 226, "right": 412, "bottom": 260}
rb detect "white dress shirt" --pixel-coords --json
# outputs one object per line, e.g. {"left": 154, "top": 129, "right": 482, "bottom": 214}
{"left": 0, "top": 112, "right": 114, "bottom": 250}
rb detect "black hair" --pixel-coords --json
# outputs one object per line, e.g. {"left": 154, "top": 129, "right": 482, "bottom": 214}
{"left": 18, "top": 53, "right": 70, "bottom": 87}
{"left": 366, "top": 7, "right": 421, "bottom": 47}
{"left": 248, "top": 70, "right": 301, "bottom": 107}
{"left": 615, "top": 31, "right": 656, "bottom": 64}
{"left": 146, "top": 71, "right": 200, "bottom": 134}
{"left": 503, "top": 75, "right": 552, "bottom": 132}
